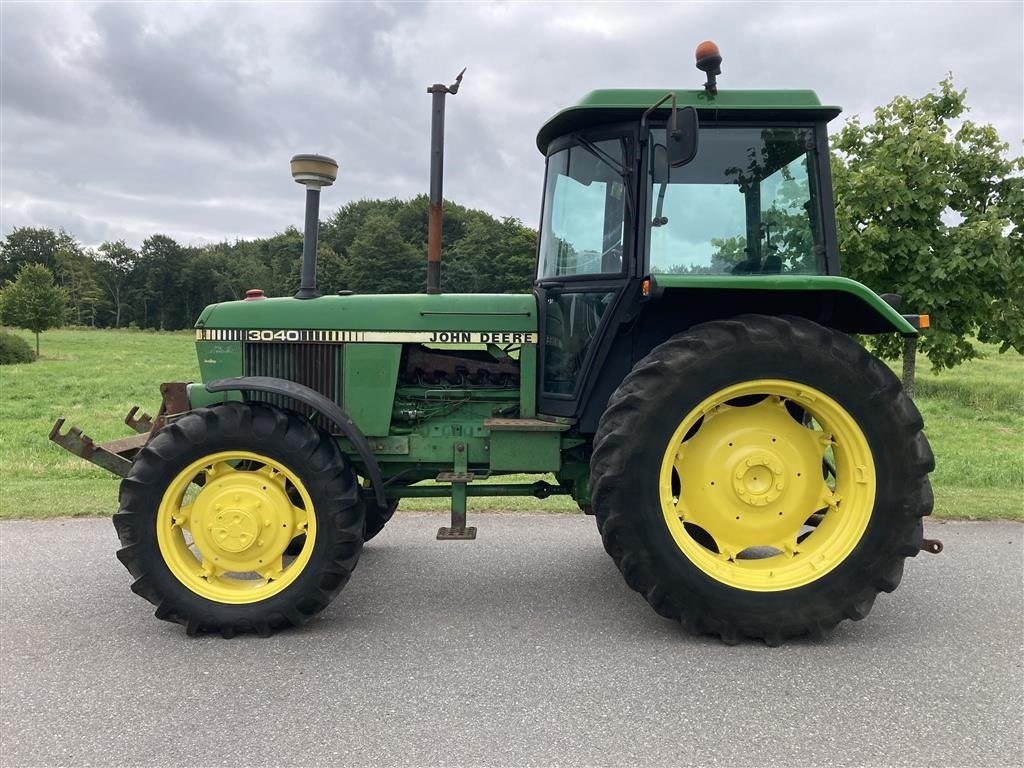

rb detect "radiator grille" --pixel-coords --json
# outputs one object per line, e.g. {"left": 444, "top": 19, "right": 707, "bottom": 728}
{"left": 243, "top": 343, "right": 343, "bottom": 431}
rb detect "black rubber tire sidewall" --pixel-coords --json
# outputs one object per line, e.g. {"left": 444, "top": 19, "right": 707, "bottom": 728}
{"left": 114, "top": 402, "right": 364, "bottom": 635}
{"left": 591, "top": 315, "right": 933, "bottom": 639}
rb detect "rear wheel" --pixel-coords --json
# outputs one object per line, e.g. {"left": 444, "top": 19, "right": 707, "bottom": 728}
{"left": 590, "top": 315, "right": 934, "bottom": 644}
{"left": 113, "top": 402, "right": 364, "bottom": 637}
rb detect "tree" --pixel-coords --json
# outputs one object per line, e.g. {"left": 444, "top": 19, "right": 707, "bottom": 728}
{"left": 53, "top": 238, "right": 104, "bottom": 327}
{"left": 321, "top": 198, "right": 407, "bottom": 259}
{"left": 446, "top": 216, "right": 536, "bottom": 293}
{"left": 95, "top": 240, "right": 139, "bottom": 328}
{"left": 136, "top": 234, "right": 185, "bottom": 329}
{"left": 831, "top": 76, "right": 1023, "bottom": 387}
{"left": 340, "top": 215, "right": 423, "bottom": 293}
{"left": 0, "top": 264, "right": 67, "bottom": 357}
{"left": 0, "top": 227, "right": 71, "bottom": 281}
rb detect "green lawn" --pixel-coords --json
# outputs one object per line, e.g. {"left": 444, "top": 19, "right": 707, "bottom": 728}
{"left": 0, "top": 327, "right": 1020, "bottom": 520}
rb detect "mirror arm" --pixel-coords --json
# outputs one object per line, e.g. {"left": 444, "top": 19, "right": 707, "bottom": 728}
{"left": 641, "top": 92, "right": 678, "bottom": 131}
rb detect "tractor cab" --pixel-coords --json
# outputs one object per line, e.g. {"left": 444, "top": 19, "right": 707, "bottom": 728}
{"left": 533, "top": 87, "right": 848, "bottom": 418}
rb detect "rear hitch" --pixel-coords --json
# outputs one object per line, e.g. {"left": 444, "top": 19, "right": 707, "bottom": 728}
{"left": 921, "top": 538, "right": 943, "bottom": 555}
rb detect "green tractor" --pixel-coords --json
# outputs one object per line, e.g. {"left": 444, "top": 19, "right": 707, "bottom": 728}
{"left": 52, "top": 43, "right": 938, "bottom": 644}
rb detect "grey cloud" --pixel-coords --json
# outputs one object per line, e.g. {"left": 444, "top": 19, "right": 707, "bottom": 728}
{"left": 0, "top": 5, "right": 102, "bottom": 121}
{"left": 1, "top": 0, "right": 1020, "bottom": 252}
{"left": 85, "top": 4, "right": 277, "bottom": 147}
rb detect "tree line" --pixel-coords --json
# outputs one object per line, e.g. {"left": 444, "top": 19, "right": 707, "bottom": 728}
{"left": 0, "top": 195, "right": 538, "bottom": 333}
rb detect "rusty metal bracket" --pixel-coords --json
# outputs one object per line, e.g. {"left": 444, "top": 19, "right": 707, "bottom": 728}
{"left": 152, "top": 382, "right": 190, "bottom": 432}
{"left": 49, "top": 419, "right": 149, "bottom": 478}
{"left": 124, "top": 406, "right": 154, "bottom": 434}
{"left": 921, "top": 538, "right": 943, "bottom": 555}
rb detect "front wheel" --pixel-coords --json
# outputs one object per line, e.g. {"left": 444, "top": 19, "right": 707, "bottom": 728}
{"left": 363, "top": 500, "right": 398, "bottom": 542}
{"left": 590, "top": 315, "right": 934, "bottom": 644}
{"left": 113, "top": 402, "right": 365, "bottom": 637}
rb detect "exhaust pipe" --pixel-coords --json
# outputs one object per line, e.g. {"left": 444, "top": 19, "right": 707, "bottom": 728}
{"left": 426, "top": 69, "right": 465, "bottom": 295}
{"left": 290, "top": 153, "right": 338, "bottom": 300}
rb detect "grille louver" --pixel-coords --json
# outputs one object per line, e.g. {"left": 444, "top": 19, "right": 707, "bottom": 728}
{"left": 243, "top": 343, "right": 342, "bottom": 432}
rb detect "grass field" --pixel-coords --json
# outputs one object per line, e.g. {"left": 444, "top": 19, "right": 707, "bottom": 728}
{"left": 1, "top": 327, "right": 1020, "bottom": 520}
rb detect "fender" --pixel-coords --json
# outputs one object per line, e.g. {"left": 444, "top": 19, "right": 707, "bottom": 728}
{"left": 204, "top": 376, "right": 386, "bottom": 508}
{"left": 649, "top": 274, "right": 919, "bottom": 335}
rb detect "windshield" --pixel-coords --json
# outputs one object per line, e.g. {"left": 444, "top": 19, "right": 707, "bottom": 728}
{"left": 537, "top": 137, "right": 629, "bottom": 279}
{"left": 647, "top": 126, "right": 826, "bottom": 275}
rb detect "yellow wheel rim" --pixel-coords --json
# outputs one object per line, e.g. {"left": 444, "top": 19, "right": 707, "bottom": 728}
{"left": 659, "top": 380, "right": 875, "bottom": 591}
{"left": 156, "top": 451, "right": 317, "bottom": 604}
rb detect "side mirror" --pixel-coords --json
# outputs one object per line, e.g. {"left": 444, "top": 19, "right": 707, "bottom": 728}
{"left": 666, "top": 106, "right": 699, "bottom": 167}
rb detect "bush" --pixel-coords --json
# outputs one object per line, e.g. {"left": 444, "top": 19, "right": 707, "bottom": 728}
{"left": 0, "top": 331, "right": 35, "bottom": 364}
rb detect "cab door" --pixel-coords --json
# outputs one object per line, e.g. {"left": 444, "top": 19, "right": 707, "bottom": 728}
{"left": 535, "top": 128, "right": 637, "bottom": 419}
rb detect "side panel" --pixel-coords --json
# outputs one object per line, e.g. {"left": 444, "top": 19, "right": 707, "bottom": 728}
{"left": 196, "top": 340, "right": 243, "bottom": 381}
{"left": 489, "top": 431, "right": 561, "bottom": 472}
{"left": 343, "top": 344, "right": 401, "bottom": 437}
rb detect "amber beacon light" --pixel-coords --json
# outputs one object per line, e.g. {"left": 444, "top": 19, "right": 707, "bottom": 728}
{"left": 695, "top": 40, "right": 723, "bottom": 96}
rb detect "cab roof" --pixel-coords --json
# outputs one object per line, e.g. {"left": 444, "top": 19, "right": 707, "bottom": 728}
{"left": 536, "top": 88, "right": 842, "bottom": 153}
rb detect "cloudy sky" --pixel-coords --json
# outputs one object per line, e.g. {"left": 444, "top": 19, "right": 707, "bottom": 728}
{"left": 2, "top": 1, "right": 1021, "bottom": 250}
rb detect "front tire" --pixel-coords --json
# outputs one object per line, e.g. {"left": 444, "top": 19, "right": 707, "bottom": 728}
{"left": 113, "top": 402, "right": 365, "bottom": 637}
{"left": 590, "top": 315, "right": 934, "bottom": 644}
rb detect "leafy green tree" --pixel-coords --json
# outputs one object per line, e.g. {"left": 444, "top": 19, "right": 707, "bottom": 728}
{"left": 340, "top": 214, "right": 423, "bottom": 294}
{"left": 53, "top": 239, "right": 104, "bottom": 326}
{"left": 0, "top": 263, "right": 67, "bottom": 357}
{"left": 136, "top": 234, "right": 185, "bottom": 329}
{"left": 95, "top": 240, "right": 139, "bottom": 327}
{"left": 446, "top": 216, "right": 536, "bottom": 293}
{"left": 708, "top": 235, "right": 747, "bottom": 273}
{"left": 321, "top": 198, "right": 407, "bottom": 259}
{"left": 832, "top": 77, "right": 1023, "bottom": 382}
{"left": 0, "top": 227, "right": 75, "bottom": 281}
{"left": 260, "top": 228, "right": 304, "bottom": 293}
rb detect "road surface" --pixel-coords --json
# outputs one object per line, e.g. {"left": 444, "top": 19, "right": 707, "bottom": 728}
{"left": 1, "top": 515, "right": 1021, "bottom": 767}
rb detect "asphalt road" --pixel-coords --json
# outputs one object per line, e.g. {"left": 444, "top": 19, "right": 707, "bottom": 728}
{"left": 1, "top": 515, "right": 1021, "bottom": 768}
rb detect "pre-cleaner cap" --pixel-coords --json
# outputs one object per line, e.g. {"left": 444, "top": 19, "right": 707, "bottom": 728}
{"left": 290, "top": 154, "right": 338, "bottom": 187}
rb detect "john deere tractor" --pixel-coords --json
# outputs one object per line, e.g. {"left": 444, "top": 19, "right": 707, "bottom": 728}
{"left": 52, "top": 43, "right": 938, "bottom": 644}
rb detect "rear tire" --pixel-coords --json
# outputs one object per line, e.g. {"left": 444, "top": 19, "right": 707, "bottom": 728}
{"left": 363, "top": 500, "right": 398, "bottom": 542}
{"left": 590, "top": 315, "right": 934, "bottom": 644}
{"left": 113, "top": 402, "right": 364, "bottom": 637}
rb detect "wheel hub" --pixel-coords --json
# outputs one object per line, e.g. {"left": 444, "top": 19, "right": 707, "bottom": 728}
{"left": 189, "top": 471, "right": 297, "bottom": 569}
{"left": 732, "top": 451, "right": 785, "bottom": 506}
{"left": 211, "top": 507, "right": 261, "bottom": 553}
